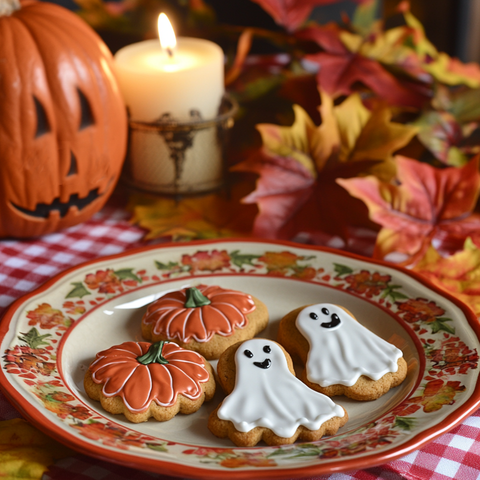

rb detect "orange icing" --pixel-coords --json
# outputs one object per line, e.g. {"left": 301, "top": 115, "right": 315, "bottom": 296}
{"left": 142, "top": 285, "right": 256, "bottom": 343}
{"left": 89, "top": 341, "right": 210, "bottom": 412}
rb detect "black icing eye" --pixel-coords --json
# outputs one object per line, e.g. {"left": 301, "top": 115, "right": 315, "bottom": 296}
{"left": 244, "top": 350, "right": 253, "bottom": 358}
{"left": 263, "top": 345, "right": 271, "bottom": 353}
{"left": 309, "top": 312, "right": 318, "bottom": 320}
{"left": 332, "top": 313, "right": 339, "bottom": 322}
{"left": 321, "top": 308, "right": 329, "bottom": 315}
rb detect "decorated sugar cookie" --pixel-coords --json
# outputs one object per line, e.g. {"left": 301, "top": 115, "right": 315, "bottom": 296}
{"left": 84, "top": 340, "right": 215, "bottom": 423}
{"left": 208, "top": 339, "right": 347, "bottom": 446}
{"left": 277, "top": 304, "right": 407, "bottom": 401}
{"left": 141, "top": 285, "right": 269, "bottom": 359}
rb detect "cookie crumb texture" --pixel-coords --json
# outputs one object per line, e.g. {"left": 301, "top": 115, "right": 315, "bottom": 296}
{"left": 142, "top": 285, "right": 269, "bottom": 359}
{"left": 278, "top": 304, "right": 408, "bottom": 401}
{"left": 84, "top": 341, "right": 215, "bottom": 423}
{"left": 208, "top": 339, "right": 348, "bottom": 447}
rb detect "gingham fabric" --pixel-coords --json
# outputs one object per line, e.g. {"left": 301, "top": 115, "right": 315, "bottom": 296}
{"left": 1, "top": 204, "right": 480, "bottom": 480}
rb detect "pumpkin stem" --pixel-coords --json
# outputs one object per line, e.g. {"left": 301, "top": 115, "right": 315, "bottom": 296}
{"left": 0, "top": 0, "right": 20, "bottom": 16}
{"left": 184, "top": 287, "right": 211, "bottom": 308}
{"left": 137, "top": 341, "right": 169, "bottom": 365}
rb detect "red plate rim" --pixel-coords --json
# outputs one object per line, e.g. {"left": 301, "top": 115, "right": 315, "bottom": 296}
{"left": 1, "top": 238, "right": 479, "bottom": 479}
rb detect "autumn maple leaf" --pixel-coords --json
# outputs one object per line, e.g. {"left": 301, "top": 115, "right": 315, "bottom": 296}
{"left": 297, "top": 24, "right": 428, "bottom": 108}
{"left": 337, "top": 156, "right": 480, "bottom": 265}
{"left": 235, "top": 91, "right": 417, "bottom": 238}
{"left": 414, "top": 111, "right": 472, "bottom": 167}
{"left": 295, "top": 3, "right": 480, "bottom": 106}
{"left": 414, "top": 85, "right": 480, "bottom": 166}
{"left": 413, "top": 238, "right": 480, "bottom": 316}
{"left": 0, "top": 418, "right": 72, "bottom": 480}
{"left": 251, "top": 0, "right": 369, "bottom": 32}
{"left": 357, "top": 3, "right": 480, "bottom": 88}
{"left": 399, "top": 6, "right": 480, "bottom": 89}
{"left": 234, "top": 149, "right": 316, "bottom": 238}
{"left": 129, "top": 185, "right": 257, "bottom": 240}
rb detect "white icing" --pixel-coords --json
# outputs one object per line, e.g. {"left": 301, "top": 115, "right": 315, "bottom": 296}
{"left": 217, "top": 339, "right": 344, "bottom": 438}
{"left": 296, "top": 303, "right": 403, "bottom": 387}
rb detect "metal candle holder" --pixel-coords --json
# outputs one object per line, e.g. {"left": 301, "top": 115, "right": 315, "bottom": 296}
{"left": 122, "top": 94, "right": 238, "bottom": 195}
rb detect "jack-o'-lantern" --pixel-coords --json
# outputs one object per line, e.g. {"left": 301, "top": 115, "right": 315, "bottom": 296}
{"left": 0, "top": 0, "right": 127, "bottom": 238}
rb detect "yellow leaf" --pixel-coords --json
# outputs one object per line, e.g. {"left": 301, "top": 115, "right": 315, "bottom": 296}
{"left": 414, "top": 238, "right": 480, "bottom": 316}
{"left": 129, "top": 182, "right": 257, "bottom": 241}
{"left": 354, "top": 107, "right": 418, "bottom": 178}
{"left": 318, "top": 90, "right": 417, "bottom": 179}
{"left": 333, "top": 93, "right": 371, "bottom": 163}
{"left": 251, "top": 91, "right": 416, "bottom": 184}
{"left": 311, "top": 90, "right": 340, "bottom": 171}
{"left": 424, "top": 53, "right": 480, "bottom": 89}
{"left": 357, "top": 27, "right": 413, "bottom": 65}
{"left": 402, "top": 9, "right": 480, "bottom": 88}
{"left": 339, "top": 31, "right": 363, "bottom": 52}
{"left": 402, "top": 10, "right": 438, "bottom": 58}
{"left": 0, "top": 418, "right": 71, "bottom": 479}
{"left": 341, "top": 7, "right": 480, "bottom": 89}
{"left": 256, "top": 105, "right": 317, "bottom": 177}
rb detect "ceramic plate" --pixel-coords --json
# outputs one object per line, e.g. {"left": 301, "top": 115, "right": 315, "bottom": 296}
{"left": 1, "top": 239, "right": 479, "bottom": 479}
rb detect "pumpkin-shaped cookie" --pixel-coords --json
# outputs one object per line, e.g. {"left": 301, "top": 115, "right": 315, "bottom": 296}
{"left": 142, "top": 285, "right": 269, "bottom": 359}
{"left": 84, "top": 341, "right": 215, "bottom": 423}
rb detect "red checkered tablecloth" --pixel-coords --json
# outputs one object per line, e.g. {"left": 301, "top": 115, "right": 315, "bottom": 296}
{"left": 1, "top": 204, "right": 479, "bottom": 480}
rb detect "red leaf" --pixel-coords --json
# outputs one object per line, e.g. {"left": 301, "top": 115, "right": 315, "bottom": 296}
{"left": 235, "top": 92, "right": 413, "bottom": 244}
{"left": 296, "top": 23, "right": 346, "bottom": 53}
{"left": 338, "top": 156, "right": 480, "bottom": 264}
{"left": 234, "top": 152, "right": 315, "bottom": 237}
{"left": 297, "top": 25, "right": 429, "bottom": 107}
{"left": 251, "top": 0, "right": 368, "bottom": 31}
{"left": 311, "top": 52, "right": 427, "bottom": 108}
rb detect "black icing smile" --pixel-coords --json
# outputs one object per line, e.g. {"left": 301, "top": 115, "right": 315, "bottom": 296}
{"left": 253, "top": 358, "right": 271, "bottom": 369}
{"left": 321, "top": 313, "right": 341, "bottom": 329}
{"left": 12, "top": 187, "right": 102, "bottom": 219}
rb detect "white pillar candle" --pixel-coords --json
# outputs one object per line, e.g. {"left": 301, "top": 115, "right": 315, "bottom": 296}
{"left": 113, "top": 14, "right": 226, "bottom": 194}
{"left": 114, "top": 37, "right": 224, "bottom": 122}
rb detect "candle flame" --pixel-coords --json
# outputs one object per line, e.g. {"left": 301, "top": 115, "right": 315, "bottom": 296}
{"left": 158, "top": 13, "right": 176, "bottom": 56}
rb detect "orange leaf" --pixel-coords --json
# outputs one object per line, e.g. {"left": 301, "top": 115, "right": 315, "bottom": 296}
{"left": 129, "top": 183, "right": 257, "bottom": 241}
{"left": 225, "top": 29, "right": 254, "bottom": 86}
{"left": 0, "top": 418, "right": 71, "bottom": 479}
{"left": 338, "top": 156, "right": 480, "bottom": 264}
{"left": 414, "top": 238, "right": 480, "bottom": 316}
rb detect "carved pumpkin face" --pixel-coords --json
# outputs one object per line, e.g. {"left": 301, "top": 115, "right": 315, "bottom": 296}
{"left": 0, "top": 0, "right": 127, "bottom": 238}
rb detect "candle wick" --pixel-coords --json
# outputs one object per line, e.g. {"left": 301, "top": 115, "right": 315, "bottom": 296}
{"left": 166, "top": 48, "right": 173, "bottom": 58}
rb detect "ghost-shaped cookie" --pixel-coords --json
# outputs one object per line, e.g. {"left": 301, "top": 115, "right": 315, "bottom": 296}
{"left": 208, "top": 338, "right": 347, "bottom": 446}
{"left": 277, "top": 304, "right": 408, "bottom": 400}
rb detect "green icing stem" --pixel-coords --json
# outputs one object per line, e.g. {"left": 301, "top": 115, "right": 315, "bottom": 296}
{"left": 185, "top": 287, "right": 211, "bottom": 308}
{"left": 137, "top": 341, "right": 169, "bottom": 365}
